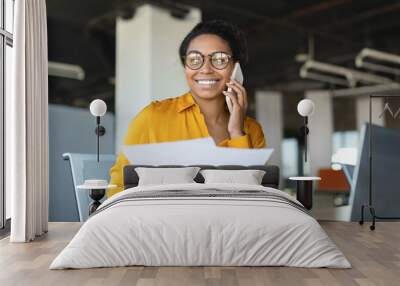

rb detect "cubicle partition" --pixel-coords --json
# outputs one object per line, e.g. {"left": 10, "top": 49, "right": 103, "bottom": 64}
{"left": 49, "top": 105, "right": 115, "bottom": 221}
{"left": 350, "top": 123, "right": 400, "bottom": 221}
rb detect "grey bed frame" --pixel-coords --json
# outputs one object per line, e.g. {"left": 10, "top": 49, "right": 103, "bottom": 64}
{"left": 124, "top": 165, "right": 280, "bottom": 189}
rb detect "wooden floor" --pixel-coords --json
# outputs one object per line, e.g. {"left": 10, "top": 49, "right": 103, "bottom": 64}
{"left": 0, "top": 222, "right": 399, "bottom": 286}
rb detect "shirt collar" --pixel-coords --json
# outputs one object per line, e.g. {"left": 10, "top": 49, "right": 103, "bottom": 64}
{"left": 177, "top": 92, "right": 197, "bottom": 113}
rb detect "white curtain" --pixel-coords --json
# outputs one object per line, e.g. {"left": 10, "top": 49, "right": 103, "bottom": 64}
{"left": 9, "top": 0, "right": 49, "bottom": 242}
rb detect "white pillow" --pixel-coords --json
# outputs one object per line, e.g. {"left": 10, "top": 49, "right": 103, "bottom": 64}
{"left": 135, "top": 167, "right": 201, "bottom": 186}
{"left": 200, "top": 169, "right": 266, "bottom": 185}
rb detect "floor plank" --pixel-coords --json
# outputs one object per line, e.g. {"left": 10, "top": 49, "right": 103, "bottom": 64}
{"left": 0, "top": 222, "right": 399, "bottom": 286}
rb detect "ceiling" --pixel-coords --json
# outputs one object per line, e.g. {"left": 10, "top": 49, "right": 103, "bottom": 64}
{"left": 47, "top": 0, "right": 400, "bottom": 131}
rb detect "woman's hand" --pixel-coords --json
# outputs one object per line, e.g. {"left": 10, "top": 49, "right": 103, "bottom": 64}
{"left": 222, "top": 79, "right": 248, "bottom": 139}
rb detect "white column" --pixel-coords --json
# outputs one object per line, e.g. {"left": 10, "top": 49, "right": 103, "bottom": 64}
{"left": 356, "top": 96, "right": 384, "bottom": 131}
{"left": 115, "top": 4, "right": 201, "bottom": 151}
{"left": 305, "top": 90, "right": 334, "bottom": 176}
{"left": 255, "top": 91, "right": 283, "bottom": 168}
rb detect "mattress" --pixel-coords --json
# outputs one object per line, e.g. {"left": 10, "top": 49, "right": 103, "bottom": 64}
{"left": 50, "top": 183, "right": 351, "bottom": 269}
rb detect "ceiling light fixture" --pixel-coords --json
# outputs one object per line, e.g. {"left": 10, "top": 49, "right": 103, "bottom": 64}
{"left": 48, "top": 61, "right": 85, "bottom": 80}
{"left": 355, "top": 48, "right": 400, "bottom": 76}
{"left": 300, "top": 59, "right": 393, "bottom": 87}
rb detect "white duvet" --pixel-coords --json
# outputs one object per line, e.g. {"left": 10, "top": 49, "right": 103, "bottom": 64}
{"left": 50, "top": 183, "right": 351, "bottom": 269}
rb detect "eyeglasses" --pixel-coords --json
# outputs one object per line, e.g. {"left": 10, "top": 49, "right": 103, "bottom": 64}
{"left": 183, "top": 51, "right": 233, "bottom": 70}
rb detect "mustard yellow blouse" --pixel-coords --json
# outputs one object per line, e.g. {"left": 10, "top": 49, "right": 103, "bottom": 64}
{"left": 108, "top": 92, "right": 266, "bottom": 197}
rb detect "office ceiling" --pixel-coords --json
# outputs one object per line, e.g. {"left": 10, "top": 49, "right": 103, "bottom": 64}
{"left": 47, "top": 0, "right": 400, "bottom": 131}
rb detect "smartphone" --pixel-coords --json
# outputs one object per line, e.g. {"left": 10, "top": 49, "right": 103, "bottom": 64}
{"left": 226, "top": 62, "right": 244, "bottom": 113}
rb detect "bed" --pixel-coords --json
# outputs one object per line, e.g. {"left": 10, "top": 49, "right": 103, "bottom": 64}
{"left": 50, "top": 165, "right": 351, "bottom": 269}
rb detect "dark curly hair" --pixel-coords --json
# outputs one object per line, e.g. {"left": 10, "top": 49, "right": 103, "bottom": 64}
{"left": 179, "top": 19, "right": 248, "bottom": 66}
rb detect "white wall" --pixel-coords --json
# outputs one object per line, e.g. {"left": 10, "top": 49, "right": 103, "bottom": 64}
{"left": 115, "top": 8, "right": 152, "bottom": 151}
{"left": 115, "top": 4, "right": 201, "bottom": 151}
{"left": 306, "top": 90, "right": 334, "bottom": 176}
{"left": 255, "top": 91, "right": 283, "bottom": 168}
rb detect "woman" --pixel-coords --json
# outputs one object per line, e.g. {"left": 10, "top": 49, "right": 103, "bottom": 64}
{"left": 108, "top": 20, "right": 266, "bottom": 197}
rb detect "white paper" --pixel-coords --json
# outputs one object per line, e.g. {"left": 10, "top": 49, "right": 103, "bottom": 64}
{"left": 122, "top": 137, "right": 273, "bottom": 166}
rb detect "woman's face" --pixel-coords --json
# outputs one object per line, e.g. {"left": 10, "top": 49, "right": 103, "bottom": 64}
{"left": 184, "top": 34, "right": 234, "bottom": 100}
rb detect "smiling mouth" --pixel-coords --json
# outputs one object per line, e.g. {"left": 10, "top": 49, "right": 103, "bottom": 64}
{"left": 195, "top": 79, "right": 220, "bottom": 86}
